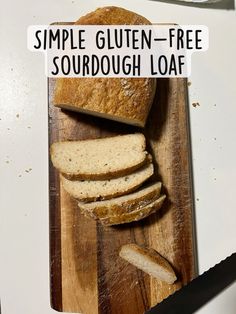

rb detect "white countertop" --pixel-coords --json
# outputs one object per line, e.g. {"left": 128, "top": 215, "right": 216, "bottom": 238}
{"left": 0, "top": 0, "right": 236, "bottom": 313}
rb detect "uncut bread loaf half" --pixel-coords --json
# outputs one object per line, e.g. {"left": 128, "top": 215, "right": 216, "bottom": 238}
{"left": 53, "top": 6, "right": 156, "bottom": 127}
{"left": 119, "top": 244, "right": 177, "bottom": 284}
{"left": 50, "top": 133, "right": 148, "bottom": 180}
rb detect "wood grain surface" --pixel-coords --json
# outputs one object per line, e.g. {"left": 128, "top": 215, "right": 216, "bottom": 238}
{"left": 49, "top": 77, "right": 197, "bottom": 313}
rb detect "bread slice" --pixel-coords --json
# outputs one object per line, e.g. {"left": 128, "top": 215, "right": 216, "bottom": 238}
{"left": 78, "top": 182, "right": 162, "bottom": 218}
{"left": 50, "top": 133, "right": 147, "bottom": 180}
{"left": 119, "top": 244, "right": 177, "bottom": 284}
{"left": 99, "top": 195, "right": 166, "bottom": 225}
{"left": 61, "top": 162, "right": 154, "bottom": 202}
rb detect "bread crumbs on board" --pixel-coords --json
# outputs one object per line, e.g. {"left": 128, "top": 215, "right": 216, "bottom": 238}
{"left": 192, "top": 102, "right": 200, "bottom": 108}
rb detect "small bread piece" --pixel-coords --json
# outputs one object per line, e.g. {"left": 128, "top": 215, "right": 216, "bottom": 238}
{"left": 119, "top": 244, "right": 177, "bottom": 284}
{"left": 53, "top": 7, "right": 156, "bottom": 127}
{"left": 99, "top": 195, "right": 166, "bottom": 225}
{"left": 78, "top": 182, "right": 162, "bottom": 218}
{"left": 62, "top": 162, "right": 154, "bottom": 202}
{"left": 50, "top": 133, "right": 147, "bottom": 180}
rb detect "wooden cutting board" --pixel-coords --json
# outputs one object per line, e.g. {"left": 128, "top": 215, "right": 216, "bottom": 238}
{"left": 49, "top": 77, "right": 197, "bottom": 314}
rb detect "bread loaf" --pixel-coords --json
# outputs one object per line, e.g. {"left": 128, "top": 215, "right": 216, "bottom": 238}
{"left": 53, "top": 6, "right": 156, "bottom": 127}
{"left": 119, "top": 243, "right": 177, "bottom": 284}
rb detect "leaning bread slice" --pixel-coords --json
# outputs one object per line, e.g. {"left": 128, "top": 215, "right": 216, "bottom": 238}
{"left": 78, "top": 182, "right": 162, "bottom": 218}
{"left": 119, "top": 244, "right": 177, "bottom": 284}
{"left": 50, "top": 133, "right": 147, "bottom": 180}
{"left": 61, "top": 162, "right": 154, "bottom": 202}
{"left": 99, "top": 195, "right": 166, "bottom": 225}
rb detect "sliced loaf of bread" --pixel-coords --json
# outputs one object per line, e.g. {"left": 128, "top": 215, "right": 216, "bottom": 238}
{"left": 119, "top": 244, "right": 177, "bottom": 284}
{"left": 78, "top": 182, "right": 162, "bottom": 218}
{"left": 50, "top": 133, "right": 147, "bottom": 180}
{"left": 99, "top": 195, "right": 166, "bottom": 225}
{"left": 61, "top": 162, "right": 154, "bottom": 202}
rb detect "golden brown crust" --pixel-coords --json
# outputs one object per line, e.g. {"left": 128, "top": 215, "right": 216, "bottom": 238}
{"left": 53, "top": 6, "right": 156, "bottom": 127}
{"left": 76, "top": 6, "right": 152, "bottom": 25}
{"left": 119, "top": 243, "right": 177, "bottom": 283}
{"left": 78, "top": 182, "right": 162, "bottom": 218}
{"left": 99, "top": 195, "right": 166, "bottom": 225}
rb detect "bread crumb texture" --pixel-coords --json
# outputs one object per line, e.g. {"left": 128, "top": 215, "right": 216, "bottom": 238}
{"left": 50, "top": 134, "right": 147, "bottom": 179}
{"left": 119, "top": 243, "right": 177, "bottom": 284}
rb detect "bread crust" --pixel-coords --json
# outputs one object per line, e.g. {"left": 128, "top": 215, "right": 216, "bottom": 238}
{"left": 61, "top": 162, "right": 154, "bottom": 202}
{"left": 119, "top": 243, "right": 177, "bottom": 284}
{"left": 78, "top": 182, "right": 162, "bottom": 217}
{"left": 61, "top": 153, "right": 148, "bottom": 180}
{"left": 53, "top": 6, "right": 156, "bottom": 127}
{"left": 98, "top": 194, "right": 166, "bottom": 225}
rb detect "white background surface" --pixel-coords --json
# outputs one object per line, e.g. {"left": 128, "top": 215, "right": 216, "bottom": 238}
{"left": 0, "top": 0, "right": 236, "bottom": 313}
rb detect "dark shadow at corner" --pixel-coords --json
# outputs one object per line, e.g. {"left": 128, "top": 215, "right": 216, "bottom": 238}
{"left": 50, "top": 302, "right": 63, "bottom": 313}
{"left": 144, "top": 78, "right": 170, "bottom": 187}
{"left": 60, "top": 108, "right": 140, "bottom": 139}
{"left": 145, "top": 78, "right": 170, "bottom": 143}
{"left": 149, "top": 0, "right": 235, "bottom": 10}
